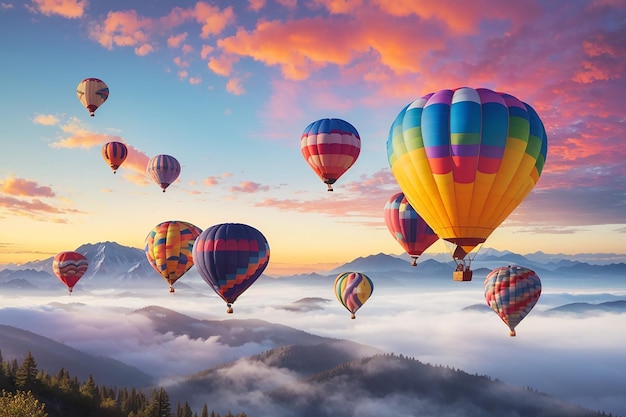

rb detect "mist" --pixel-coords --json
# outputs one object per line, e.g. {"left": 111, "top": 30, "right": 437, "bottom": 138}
{"left": 0, "top": 276, "right": 624, "bottom": 416}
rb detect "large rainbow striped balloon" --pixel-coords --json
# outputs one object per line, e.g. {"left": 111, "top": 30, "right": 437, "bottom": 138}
{"left": 387, "top": 87, "right": 548, "bottom": 261}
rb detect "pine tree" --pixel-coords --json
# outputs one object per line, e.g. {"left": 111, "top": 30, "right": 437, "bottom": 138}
{"left": 14, "top": 351, "right": 38, "bottom": 391}
{"left": 200, "top": 404, "right": 209, "bottom": 417}
{"left": 144, "top": 387, "right": 172, "bottom": 417}
{"left": 79, "top": 374, "right": 99, "bottom": 402}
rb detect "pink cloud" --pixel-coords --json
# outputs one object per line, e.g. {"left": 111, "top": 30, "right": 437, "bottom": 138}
{"left": 189, "top": 76, "right": 202, "bottom": 85}
{"left": 230, "top": 181, "right": 269, "bottom": 193}
{"left": 31, "top": 0, "right": 86, "bottom": 18}
{"left": 167, "top": 32, "right": 188, "bottom": 48}
{"left": 200, "top": 44, "right": 214, "bottom": 59}
{"left": 174, "top": 56, "right": 190, "bottom": 68}
{"left": 248, "top": 0, "right": 265, "bottom": 11}
{"left": 0, "top": 176, "right": 55, "bottom": 197}
{"left": 226, "top": 76, "right": 245, "bottom": 95}
{"left": 207, "top": 54, "right": 238, "bottom": 76}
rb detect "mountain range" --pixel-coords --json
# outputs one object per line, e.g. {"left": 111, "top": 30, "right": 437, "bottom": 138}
{"left": 1, "top": 241, "right": 625, "bottom": 292}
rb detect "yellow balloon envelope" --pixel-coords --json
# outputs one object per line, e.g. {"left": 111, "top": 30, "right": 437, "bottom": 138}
{"left": 387, "top": 87, "right": 548, "bottom": 262}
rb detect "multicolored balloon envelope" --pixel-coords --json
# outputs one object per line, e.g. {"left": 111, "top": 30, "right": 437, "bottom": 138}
{"left": 102, "top": 141, "right": 128, "bottom": 173}
{"left": 387, "top": 87, "right": 548, "bottom": 268}
{"left": 145, "top": 220, "right": 202, "bottom": 293}
{"left": 484, "top": 265, "right": 542, "bottom": 336}
{"left": 301, "top": 118, "right": 361, "bottom": 191}
{"left": 147, "top": 154, "right": 181, "bottom": 192}
{"left": 52, "top": 251, "right": 88, "bottom": 294}
{"left": 384, "top": 192, "right": 439, "bottom": 266}
{"left": 192, "top": 223, "right": 270, "bottom": 313}
{"left": 76, "top": 78, "right": 109, "bottom": 117}
{"left": 334, "top": 272, "right": 374, "bottom": 319}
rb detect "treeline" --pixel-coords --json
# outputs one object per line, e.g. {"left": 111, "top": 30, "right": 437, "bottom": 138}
{"left": 0, "top": 349, "right": 248, "bottom": 417}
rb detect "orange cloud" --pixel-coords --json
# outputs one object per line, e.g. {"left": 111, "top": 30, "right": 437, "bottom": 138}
{"left": 89, "top": 9, "right": 154, "bottom": 50}
{"left": 31, "top": 0, "right": 86, "bottom": 18}
{"left": 51, "top": 119, "right": 122, "bottom": 149}
{"left": 189, "top": 76, "right": 202, "bottom": 85}
{"left": 216, "top": 12, "right": 445, "bottom": 80}
{"left": 0, "top": 176, "right": 55, "bottom": 197}
{"left": 194, "top": 3, "right": 235, "bottom": 38}
{"left": 32, "top": 113, "right": 59, "bottom": 125}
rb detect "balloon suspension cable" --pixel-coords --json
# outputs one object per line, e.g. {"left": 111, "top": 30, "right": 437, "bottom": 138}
{"left": 327, "top": 184, "right": 333, "bottom": 192}
{"left": 350, "top": 313, "right": 356, "bottom": 319}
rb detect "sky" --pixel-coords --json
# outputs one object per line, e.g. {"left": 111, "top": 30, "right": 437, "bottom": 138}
{"left": 1, "top": 0, "right": 625, "bottom": 275}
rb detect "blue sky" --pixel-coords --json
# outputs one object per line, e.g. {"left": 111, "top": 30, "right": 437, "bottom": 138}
{"left": 1, "top": 0, "right": 625, "bottom": 274}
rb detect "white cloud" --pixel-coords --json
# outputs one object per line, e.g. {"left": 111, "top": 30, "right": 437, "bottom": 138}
{"left": 0, "top": 278, "right": 624, "bottom": 416}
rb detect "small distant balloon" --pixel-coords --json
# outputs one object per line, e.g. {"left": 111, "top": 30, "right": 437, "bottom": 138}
{"left": 384, "top": 192, "right": 439, "bottom": 266}
{"left": 52, "top": 251, "right": 88, "bottom": 295}
{"left": 144, "top": 220, "right": 203, "bottom": 293}
{"left": 102, "top": 141, "right": 128, "bottom": 173}
{"left": 484, "top": 265, "right": 542, "bottom": 336}
{"left": 76, "top": 78, "right": 109, "bottom": 117}
{"left": 301, "top": 118, "right": 361, "bottom": 191}
{"left": 334, "top": 272, "right": 374, "bottom": 319}
{"left": 192, "top": 223, "right": 270, "bottom": 314}
{"left": 147, "top": 154, "right": 181, "bottom": 192}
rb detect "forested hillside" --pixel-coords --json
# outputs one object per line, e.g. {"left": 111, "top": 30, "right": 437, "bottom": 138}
{"left": 0, "top": 350, "right": 247, "bottom": 417}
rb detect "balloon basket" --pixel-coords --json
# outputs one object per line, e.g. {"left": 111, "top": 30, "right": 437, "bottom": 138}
{"left": 453, "top": 270, "right": 473, "bottom": 282}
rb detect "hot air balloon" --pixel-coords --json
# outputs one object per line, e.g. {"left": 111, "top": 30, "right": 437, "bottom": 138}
{"left": 52, "top": 251, "right": 88, "bottom": 295}
{"left": 192, "top": 223, "right": 270, "bottom": 313}
{"left": 334, "top": 272, "right": 374, "bottom": 319}
{"left": 76, "top": 78, "right": 109, "bottom": 117}
{"left": 484, "top": 265, "right": 542, "bottom": 336}
{"left": 145, "top": 220, "right": 202, "bottom": 293}
{"left": 387, "top": 87, "right": 548, "bottom": 281}
{"left": 147, "top": 154, "right": 181, "bottom": 192}
{"left": 102, "top": 141, "right": 128, "bottom": 173}
{"left": 384, "top": 192, "right": 439, "bottom": 266}
{"left": 301, "top": 118, "right": 361, "bottom": 191}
